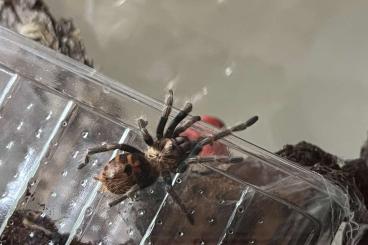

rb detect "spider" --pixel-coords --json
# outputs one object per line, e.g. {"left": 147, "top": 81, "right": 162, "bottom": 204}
{"left": 78, "top": 90, "right": 258, "bottom": 224}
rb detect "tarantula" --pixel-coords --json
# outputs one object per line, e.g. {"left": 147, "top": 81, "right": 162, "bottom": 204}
{"left": 78, "top": 90, "right": 258, "bottom": 224}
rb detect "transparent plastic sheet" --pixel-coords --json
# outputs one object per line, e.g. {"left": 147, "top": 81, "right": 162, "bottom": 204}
{"left": 0, "top": 27, "right": 365, "bottom": 244}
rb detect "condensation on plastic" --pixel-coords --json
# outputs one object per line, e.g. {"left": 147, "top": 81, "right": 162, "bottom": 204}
{"left": 0, "top": 27, "right": 358, "bottom": 244}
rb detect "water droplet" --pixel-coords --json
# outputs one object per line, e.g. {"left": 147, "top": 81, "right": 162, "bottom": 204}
{"left": 1, "top": 192, "right": 8, "bottom": 197}
{"left": 198, "top": 189, "right": 205, "bottom": 195}
{"left": 97, "top": 242, "right": 103, "bottom": 245}
{"left": 45, "top": 111, "right": 53, "bottom": 120}
{"left": 6, "top": 141, "right": 14, "bottom": 150}
{"left": 81, "top": 179, "right": 88, "bottom": 187}
{"left": 13, "top": 173, "right": 18, "bottom": 178}
{"left": 225, "top": 67, "right": 233, "bottom": 77}
{"left": 72, "top": 151, "right": 79, "bottom": 159}
{"left": 48, "top": 241, "right": 55, "bottom": 245}
{"left": 157, "top": 219, "right": 162, "bottom": 225}
{"left": 35, "top": 129, "right": 42, "bottom": 138}
{"left": 101, "top": 141, "right": 107, "bottom": 145}
{"left": 176, "top": 178, "right": 182, "bottom": 184}
{"left": 85, "top": 207, "right": 93, "bottom": 216}
{"left": 228, "top": 229, "right": 234, "bottom": 235}
{"left": 26, "top": 104, "right": 33, "bottom": 110}
{"left": 76, "top": 228, "right": 82, "bottom": 235}
{"left": 133, "top": 193, "right": 140, "bottom": 201}
{"left": 6, "top": 95, "right": 11, "bottom": 99}
{"left": 62, "top": 121, "right": 68, "bottom": 127}
{"left": 108, "top": 221, "right": 113, "bottom": 226}
{"left": 40, "top": 212, "right": 46, "bottom": 218}
{"left": 149, "top": 189, "right": 155, "bottom": 194}
{"left": 128, "top": 228, "right": 134, "bottom": 236}
{"left": 200, "top": 240, "right": 206, "bottom": 245}
{"left": 51, "top": 192, "right": 57, "bottom": 198}
{"left": 190, "top": 209, "right": 196, "bottom": 215}
{"left": 16, "top": 121, "right": 24, "bottom": 131}
{"left": 59, "top": 222, "right": 65, "bottom": 228}
{"left": 0, "top": 160, "right": 2, "bottom": 167}
{"left": 82, "top": 131, "right": 89, "bottom": 138}
{"left": 53, "top": 143, "right": 58, "bottom": 147}
{"left": 208, "top": 217, "right": 216, "bottom": 225}
{"left": 44, "top": 161, "right": 49, "bottom": 165}
{"left": 248, "top": 240, "right": 255, "bottom": 244}
{"left": 30, "top": 180, "right": 36, "bottom": 186}
{"left": 147, "top": 240, "right": 153, "bottom": 245}
{"left": 177, "top": 231, "right": 184, "bottom": 237}
{"left": 29, "top": 232, "right": 34, "bottom": 238}
{"left": 138, "top": 209, "right": 146, "bottom": 216}
{"left": 8, "top": 220, "right": 14, "bottom": 226}
{"left": 257, "top": 219, "right": 264, "bottom": 224}
{"left": 62, "top": 171, "right": 68, "bottom": 177}
{"left": 92, "top": 159, "right": 98, "bottom": 166}
{"left": 219, "top": 199, "right": 225, "bottom": 204}
{"left": 238, "top": 206, "right": 244, "bottom": 213}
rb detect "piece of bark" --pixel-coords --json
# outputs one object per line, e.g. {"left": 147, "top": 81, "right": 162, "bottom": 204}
{"left": 0, "top": 0, "right": 93, "bottom": 67}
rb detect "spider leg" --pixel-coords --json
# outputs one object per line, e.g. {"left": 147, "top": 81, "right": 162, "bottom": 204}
{"left": 137, "top": 118, "right": 154, "bottom": 146}
{"left": 162, "top": 170, "right": 194, "bottom": 225}
{"left": 156, "top": 90, "right": 173, "bottom": 139}
{"left": 191, "top": 115, "right": 259, "bottom": 155}
{"left": 78, "top": 144, "right": 143, "bottom": 169}
{"left": 164, "top": 102, "right": 193, "bottom": 138}
{"left": 186, "top": 156, "right": 244, "bottom": 164}
{"left": 173, "top": 115, "right": 201, "bottom": 137}
{"left": 108, "top": 184, "right": 140, "bottom": 207}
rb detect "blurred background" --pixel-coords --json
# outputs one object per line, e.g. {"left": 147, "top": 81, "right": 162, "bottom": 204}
{"left": 45, "top": 0, "right": 368, "bottom": 159}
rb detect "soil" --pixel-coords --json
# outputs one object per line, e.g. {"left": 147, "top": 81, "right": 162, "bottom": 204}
{"left": 276, "top": 141, "right": 368, "bottom": 244}
{"left": 0, "top": 210, "right": 91, "bottom": 245}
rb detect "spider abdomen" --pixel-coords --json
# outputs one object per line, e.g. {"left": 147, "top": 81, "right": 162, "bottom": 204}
{"left": 94, "top": 153, "right": 159, "bottom": 195}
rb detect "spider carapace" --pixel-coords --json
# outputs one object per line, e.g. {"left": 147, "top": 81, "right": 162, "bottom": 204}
{"left": 78, "top": 90, "right": 258, "bottom": 224}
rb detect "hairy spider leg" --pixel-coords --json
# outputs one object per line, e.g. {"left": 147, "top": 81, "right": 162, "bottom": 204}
{"left": 78, "top": 144, "right": 143, "bottom": 169}
{"left": 162, "top": 170, "right": 194, "bottom": 224}
{"left": 164, "top": 102, "right": 193, "bottom": 138}
{"left": 138, "top": 118, "right": 154, "bottom": 146}
{"left": 176, "top": 115, "right": 258, "bottom": 173}
{"left": 192, "top": 115, "right": 259, "bottom": 155}
{"left": 156, "top": 89, "right": 173, "bottom": 140}
{"left": 173, "top": 115, "right": 201, "bottom": 137}
{"left": 108, "top": 184, "right": 140, "bottom": 207}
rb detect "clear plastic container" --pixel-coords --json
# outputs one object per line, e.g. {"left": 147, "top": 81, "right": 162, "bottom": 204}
{"left": 0, "top": 27, "right": 350, "bottom": 244}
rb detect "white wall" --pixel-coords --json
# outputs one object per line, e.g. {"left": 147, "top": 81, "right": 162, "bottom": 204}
{"left": 46, "top": 0, "right": 368, "bottom": 159}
